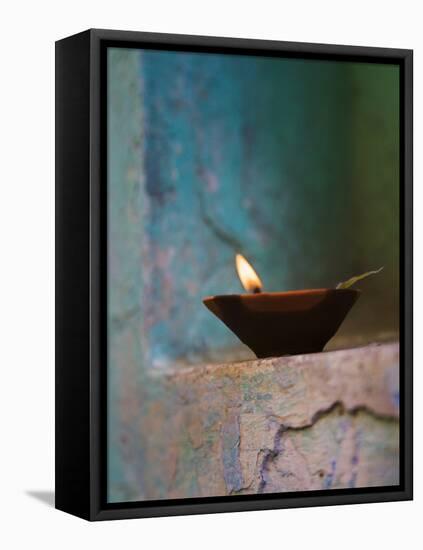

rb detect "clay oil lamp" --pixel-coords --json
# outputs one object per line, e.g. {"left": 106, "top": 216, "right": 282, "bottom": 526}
{"left": 203, "top": 254, "right": 381, "bottom": 359}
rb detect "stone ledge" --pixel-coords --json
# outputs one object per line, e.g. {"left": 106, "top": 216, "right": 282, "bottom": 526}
{"left": 112, "top": 342, "right": 399, "bottom": 502}
{"left": 163, "top": 342, "right": 399, "bottom": 423}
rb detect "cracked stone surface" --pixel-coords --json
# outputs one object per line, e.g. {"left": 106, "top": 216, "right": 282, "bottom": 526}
{"left": 109, "top": 342, "right": 399, "bottom": 502}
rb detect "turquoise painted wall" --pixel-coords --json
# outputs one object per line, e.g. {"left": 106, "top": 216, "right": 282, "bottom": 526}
{"left": 108, "top": 48, "right": 399, "bottom": 370}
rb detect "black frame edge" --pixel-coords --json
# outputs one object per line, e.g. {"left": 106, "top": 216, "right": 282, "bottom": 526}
{"left": 93, "top": 488, "right": 411, "bottom": 521}
{"left": 89, "top": 28, "right": 412, "bottom": 59}
{"left": 55, "top": 30, "right": 92, "bottom": 520}
{"left": 402, "top": 48, "right": 413, "bottom": 501}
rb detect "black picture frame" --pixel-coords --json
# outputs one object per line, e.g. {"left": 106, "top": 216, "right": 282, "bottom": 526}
{"left": 55, "top": 28, "right": 413, "bottom": 521}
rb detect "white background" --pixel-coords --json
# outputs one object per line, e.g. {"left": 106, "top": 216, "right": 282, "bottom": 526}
{"left": 0, "top": 1, "right": 420, "bottom": 548}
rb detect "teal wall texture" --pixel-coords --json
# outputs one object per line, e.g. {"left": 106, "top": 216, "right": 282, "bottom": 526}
{"left": 108, "top": 47, "right": 399, "bottom": 369}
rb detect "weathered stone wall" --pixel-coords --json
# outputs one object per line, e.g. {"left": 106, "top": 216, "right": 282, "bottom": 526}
{"left": 108, "top": 342, "right": 399, "bottom": 502}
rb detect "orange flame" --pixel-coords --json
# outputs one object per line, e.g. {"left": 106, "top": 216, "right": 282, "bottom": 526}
{"left": 235, "top": 254, "right": 263, "bottom": 293}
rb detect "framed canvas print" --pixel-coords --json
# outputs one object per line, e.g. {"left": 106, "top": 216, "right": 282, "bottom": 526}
{"left": 55, "top": 29, "right": 413, "bottom": 521}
